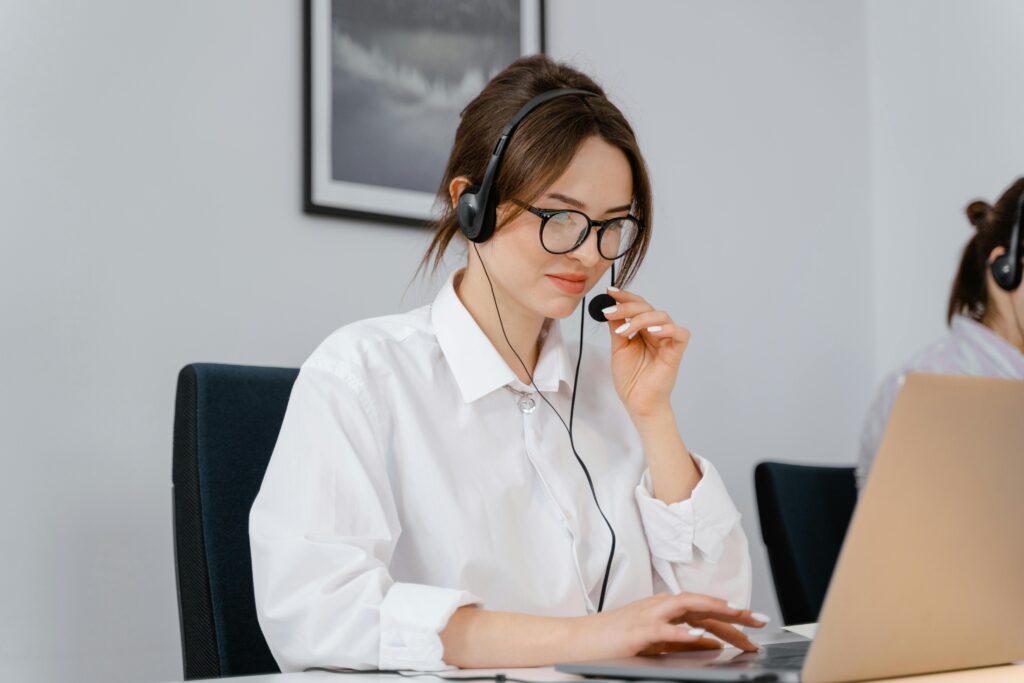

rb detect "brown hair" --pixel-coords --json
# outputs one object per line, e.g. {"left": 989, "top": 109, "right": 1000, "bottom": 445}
{"left": 948, "top": 177, "right": 1024, "bottom": 325}
{"left": 419, "top": 55, "right": 653, "bottom": 286}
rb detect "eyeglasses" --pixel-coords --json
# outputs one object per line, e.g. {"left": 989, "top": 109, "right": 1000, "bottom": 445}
{"left": 513, "top": 200, "right": 643, "bottom": 260}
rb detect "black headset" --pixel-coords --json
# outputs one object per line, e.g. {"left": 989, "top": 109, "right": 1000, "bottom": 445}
{"left": 457, "top": 88, "right": 598, "bottom": 243}
{"left": 990, "top": 192, "right": 1024, "bottom": 292}
{"left": 457, "top": 87, "right": 620, "bottom": 320}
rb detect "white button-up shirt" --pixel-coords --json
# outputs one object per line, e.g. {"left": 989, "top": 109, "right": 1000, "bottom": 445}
{"left": 858, "top": 314, "right": 1024, "bottom": 489}
{"left": 249, "top": 271, "right": 751, "bottom": 672}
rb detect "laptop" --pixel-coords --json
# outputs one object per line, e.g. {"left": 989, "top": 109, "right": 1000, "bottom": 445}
{"left": 557, "top": 374, "right": 1024, "bottom": 682}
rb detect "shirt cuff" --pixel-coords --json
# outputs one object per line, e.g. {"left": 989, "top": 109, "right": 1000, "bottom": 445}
{"left": 378, "top": 583, "right": 482, "bottom": 670}
{"left": 633, "top": 453, "right": 741, "bottom": 564}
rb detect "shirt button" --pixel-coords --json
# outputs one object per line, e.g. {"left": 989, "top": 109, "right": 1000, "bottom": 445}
{"left": 517, "top": 395, "right": 537, "bottom": 413}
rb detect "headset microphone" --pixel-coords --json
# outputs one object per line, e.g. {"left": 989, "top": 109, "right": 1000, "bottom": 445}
{"left": 588, "top": 264, "right": 617, "bottom": 322}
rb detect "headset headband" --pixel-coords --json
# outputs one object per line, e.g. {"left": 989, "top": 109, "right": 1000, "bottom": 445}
{"left": 459, "top": 88, "right": 599, "bottom": 243}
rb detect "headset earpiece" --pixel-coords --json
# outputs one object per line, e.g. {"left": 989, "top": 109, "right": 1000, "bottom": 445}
{"left": 991, "top": 253, "right": 1022, "bottom": 292}
{"left": 459, "top": 183, "right": 498, "bottom": 244}
{"left": 991, "top": 193, "right": 1024, "bottom": 292}
{"left": 457, "top": 185, "right": 483, "bottom": 241}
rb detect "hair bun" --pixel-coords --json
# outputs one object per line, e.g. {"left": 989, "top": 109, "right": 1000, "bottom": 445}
{"left": 965, "top": 200, "right": 992, "bottom": 230}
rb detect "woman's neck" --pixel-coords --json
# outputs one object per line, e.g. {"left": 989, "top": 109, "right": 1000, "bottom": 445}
{"left": 455, "top": 266, "right": 546, "bottom": 385}
{"left": 982, "top": 304, "right": 1024, "bottom": 355}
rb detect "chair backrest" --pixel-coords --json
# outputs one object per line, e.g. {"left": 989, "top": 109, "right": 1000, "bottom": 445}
{"left": 172, "top": 363, "right": 299, "bottom": 679}
{"left": 754, "top": 461, "right": 857, "bottom": 626}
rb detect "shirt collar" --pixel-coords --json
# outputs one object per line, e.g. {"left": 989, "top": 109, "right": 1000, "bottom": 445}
{"left": 431, "top": 270, "right": 573, "bottom": 403}
{"left": 950, "top": 314, "right": 1024, "bottom": 373}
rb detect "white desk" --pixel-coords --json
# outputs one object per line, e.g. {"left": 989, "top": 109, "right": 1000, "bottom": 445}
{"left": 179, "top": 629, "right": 1024, "bottom": 683}
{"left": 185, "top": 663, "right": 1024, "bottom": 683}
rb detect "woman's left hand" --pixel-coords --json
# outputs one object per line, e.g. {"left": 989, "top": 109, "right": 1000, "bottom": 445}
{"left": 602, "top": 287, "right": 691, "bottom": 419}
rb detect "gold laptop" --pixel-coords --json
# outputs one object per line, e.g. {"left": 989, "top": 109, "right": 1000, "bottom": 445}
{"left": 557, "top": 374, "right": 1024, "bottom": 682}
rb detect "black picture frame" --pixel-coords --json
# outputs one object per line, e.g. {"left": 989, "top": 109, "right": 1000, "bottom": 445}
{"left": 304, "top": 0, "right": 547, "bottom": 226}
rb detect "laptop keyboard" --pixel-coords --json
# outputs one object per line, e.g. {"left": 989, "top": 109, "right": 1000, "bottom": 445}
{"left": 725, "top": 640, "right": 811, "bottom": 670}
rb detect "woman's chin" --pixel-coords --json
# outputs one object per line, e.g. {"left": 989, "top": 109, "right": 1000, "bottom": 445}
{"left": 542, "top": 297, "right": 585, "bottom": 319}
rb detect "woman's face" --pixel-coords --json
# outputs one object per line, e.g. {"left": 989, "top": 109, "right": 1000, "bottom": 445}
{"left": 468, "top": 135, "right": 634, "bottom": 321}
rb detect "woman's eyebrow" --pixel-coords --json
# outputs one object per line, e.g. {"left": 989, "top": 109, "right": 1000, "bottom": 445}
{"left": 545, "top": 192, "right": 632, "bottom": 214}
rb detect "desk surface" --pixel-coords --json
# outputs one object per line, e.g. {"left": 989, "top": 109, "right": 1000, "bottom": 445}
{"left": 178, "top": 627, "right": 1022, "bottom": 683}
{"left": 184, "top": 663, "right": 1024, "bottom": 683}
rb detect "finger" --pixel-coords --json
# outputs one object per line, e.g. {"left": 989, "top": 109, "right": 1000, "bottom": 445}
{"left": 638, "top": 641, "right": 719, "bottom": 656}
{"left": 672, "top": 608, "right": 767, "bottom": 629}
{"left": 598, "top": 300, "right": 654, "bottom": 321}
{"left": 639, "top": 322, "right": 691, "bottom": 349}
{"left": 659, "top": 592, "right": 739, "bottom": 620}
{"left": 660, "top": 594, "right": 767, "bottom": 629}
{"left": 689, "top": 618, "right": 760, "bottom": 653}
{"left": 648, "top": 625, "right": 726, "bottom": 652}
{"left": 607, "top": 315, "right": 631, "bottom": 352}
{"left": 610, "top": 311, "right": 672, "bottom": 337}
{"left": 606, "top": 287, "right": 649, "bottom": 306}
{"left": 638, "top": 631, "right": 723, "bottom": 656}
{"left": 643, "top": 639, "right": 723, "bottom": 655}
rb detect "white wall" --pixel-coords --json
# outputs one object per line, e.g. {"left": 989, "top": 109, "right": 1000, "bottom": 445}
{"left": 1, "top": 3, "right": 435, "bottom": 681}
{"left": 6, "top": 1, "right": 983, "bottom": 681}
{"left": 866, "top": 0, "right": 1024, "bottom": 379}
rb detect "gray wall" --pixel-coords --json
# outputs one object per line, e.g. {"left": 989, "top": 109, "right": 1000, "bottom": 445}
{"left": 0, "top": 2, "right": 1001, "bottom": 682}
{"left": 866, "top": 0, "right": 1024, "bottom": 376}
{"left": 547, "top": 0, "right": 872, "bottom": 646}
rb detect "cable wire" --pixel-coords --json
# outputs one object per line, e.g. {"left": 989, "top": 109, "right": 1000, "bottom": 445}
{"left": 472, "top": 244, "right": 617, "bottom": 612}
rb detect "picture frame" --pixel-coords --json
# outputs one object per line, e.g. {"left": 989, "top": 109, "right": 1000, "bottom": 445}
{"left": 304, "top": 0, "right": 546, "bottom": 226}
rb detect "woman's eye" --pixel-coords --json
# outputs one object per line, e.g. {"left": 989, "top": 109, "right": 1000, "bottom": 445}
{"left": 551, "top": 212, "right": 573, "bottom": 225}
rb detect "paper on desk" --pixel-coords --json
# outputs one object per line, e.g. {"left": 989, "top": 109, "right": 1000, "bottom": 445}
{"left": 782, "top": 622, "right": 818, "bottom": 639}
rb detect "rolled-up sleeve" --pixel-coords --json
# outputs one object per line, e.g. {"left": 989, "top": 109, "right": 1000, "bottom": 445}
{"left": 633, "top": 453, "right": 751, "bottom": 607}
{"left": 249, "top": 364, "right": 480, "bottom": 672}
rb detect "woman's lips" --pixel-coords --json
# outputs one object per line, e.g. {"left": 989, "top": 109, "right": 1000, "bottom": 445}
{"left": 546, "top": 274, "right": 587, "bottom": 295}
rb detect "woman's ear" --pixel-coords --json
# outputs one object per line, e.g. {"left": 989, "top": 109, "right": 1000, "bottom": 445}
{"left": 449, "top": 176, "right": 473, "bottom": 209}
{"left": 988, "top": 246, "right": 1007, "bottom": 264}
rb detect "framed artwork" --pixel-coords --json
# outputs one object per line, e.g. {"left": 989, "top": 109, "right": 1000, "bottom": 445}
{"left": 304, "top": 0, "right": 546, "bottom": 226}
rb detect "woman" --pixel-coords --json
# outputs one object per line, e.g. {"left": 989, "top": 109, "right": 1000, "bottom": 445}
{"left": 858, "top": 177, "right": 1024, "bottom": 490}
{"left": 249, "top": 55, "right": 765, "bottom": 673}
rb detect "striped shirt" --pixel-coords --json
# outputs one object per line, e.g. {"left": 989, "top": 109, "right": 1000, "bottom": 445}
{"left": 857, "top": 314, "right": 1024, "bottom": 490}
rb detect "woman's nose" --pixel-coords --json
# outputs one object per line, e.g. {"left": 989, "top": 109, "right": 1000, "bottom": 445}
{"left": 569, "top": 227, "right": 602, "bottom": 266}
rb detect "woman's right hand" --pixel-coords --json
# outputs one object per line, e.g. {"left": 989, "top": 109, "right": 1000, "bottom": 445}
{"left": 573, "top": 592, "right": 768, "bottom": 660}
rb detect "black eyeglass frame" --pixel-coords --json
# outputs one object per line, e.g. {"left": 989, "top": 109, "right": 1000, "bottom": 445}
{"left": 513, "top": 200, "right": 644, "bottom": 260}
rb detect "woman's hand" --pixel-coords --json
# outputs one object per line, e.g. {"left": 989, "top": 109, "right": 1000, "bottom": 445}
{"left": 573, "top": 592, "right": 766, "bottom": 660}
{"left": 602, "top": 287, "right": 691, "bottom": 419}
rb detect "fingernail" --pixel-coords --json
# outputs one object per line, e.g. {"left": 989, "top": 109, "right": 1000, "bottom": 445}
{"left": 615, "top": 322, "right": 630, "bottom": 334}
{"left": 627, "top": 331, "right": 638, "bottom": 341}
{"left": 647, "top": 325, "right": 662, "bottom": 333}
{"left": 751, "top": 612, "right": 770, "bottom": 623}
{"left": 727, "top": 601, "right": 744, "bottom": 610}
{"left": 602, "top": 305, "right": 618, "bottom": 314}
{"left": 607, "top": 286, "right": 620, "bottom": 292}
{"left": 688, "top": 628, "right": 706, "bottom": 637}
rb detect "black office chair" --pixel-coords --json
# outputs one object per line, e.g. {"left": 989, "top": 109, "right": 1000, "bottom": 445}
{"left": 754, "top": 461, "right": 857, "bottom": 626}
{"left": 172, "top": 363, "right": 299, "bottom": 679}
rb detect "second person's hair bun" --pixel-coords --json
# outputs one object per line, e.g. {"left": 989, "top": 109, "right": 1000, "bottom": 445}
{"left": 965, "top": 200, "right": 992, "bottom": 230}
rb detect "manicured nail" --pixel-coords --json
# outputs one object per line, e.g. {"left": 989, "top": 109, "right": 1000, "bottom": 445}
{"left": 607, "top": 286, "right": 620, "bottom": 292}
{"left": 727, "top": 601, "right": 744, "bottom": 610}
{"left": 627, "top": 331, "right": 638, "bottom": 340}
{"left": 751, "top": 612, "right": 770, "bottom": 623}
{"left": 602, "top": 305, "right": 618, "bottom": 315}
{"left": 647, "top": 325, "right": 662, "bottom": 333}
{"left": 615, "top": 322, "right": 630, "bottom": 334}
{"left": 688, "top": 628, "right": 706, "bottom": 637}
